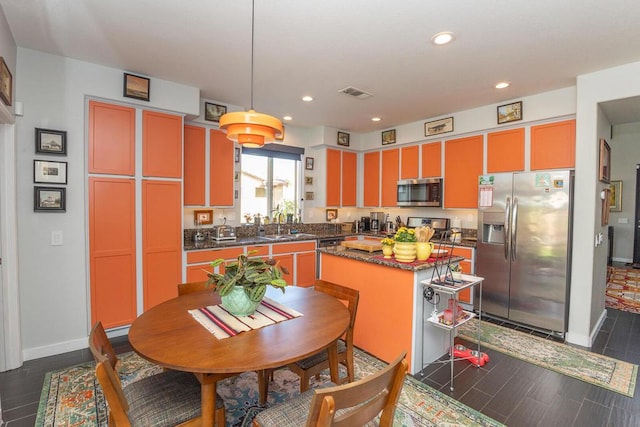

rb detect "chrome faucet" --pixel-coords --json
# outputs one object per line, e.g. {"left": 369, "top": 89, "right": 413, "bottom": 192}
{"left": 271, "top": 206, "right": 285, "bottom": 235}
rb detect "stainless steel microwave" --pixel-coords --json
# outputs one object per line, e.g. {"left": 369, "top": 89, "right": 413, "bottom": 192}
{"left": 397, "top": 178, "right": 442, "bottom": 207}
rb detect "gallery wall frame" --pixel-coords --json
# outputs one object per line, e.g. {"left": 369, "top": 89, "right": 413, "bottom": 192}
{"left": 35, "top": 128, "right": 67, "bottom": 155}
{"left": 497, "top": 101, "right": 523, "bottom": 124}
{"left": 0, "top": 56, "right": 12, "bottom": 106}
{"left": 382, "top": 129, "right": 396, "bottom": 145}
{"left": 193, "top": 209, "right": 213, "bottom": 225}
{"left": 610, "top": 180, "right": 622, "bottom": 212}
{"left": 337, "top": 131, "right": 350, "bottom": 147}
{"left": 205, "top": 102, "right": 227, "bottom": 122}
{"left": 425, "top": 117, "right": 453, "bottom": 136}
{"left": 123, "top": 73, "right": 150, "bottom": 101}
{"left": 305, "top": 157, "right": 314, "bottom": 170}
{"left": 326, "top": 208, "right": 338, "bottom": 221}
{"left": 34, "top": 160, "right": 67, "bottom": 184}
{"left": 34, "top": 186, "right": 66, "bottom": 212}
{"left": 599, "top": 138, "right": 611, "bottom": 183}
{"left": 305, "top": 191, "right": 314, "bottom": 200}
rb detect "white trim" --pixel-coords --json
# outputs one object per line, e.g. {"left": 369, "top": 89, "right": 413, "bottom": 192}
{"left": 565, "top": 308, "right": 607, "bottom": 347}
{"left": 22, "top": 337, "right": 88, "bottom": 361}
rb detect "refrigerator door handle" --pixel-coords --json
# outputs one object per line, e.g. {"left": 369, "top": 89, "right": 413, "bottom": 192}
{"left": 511, "top": 197, "right": 519, "bottom": 261}
{"left": 505, "top": 196, "right": 511, "bottom": 261}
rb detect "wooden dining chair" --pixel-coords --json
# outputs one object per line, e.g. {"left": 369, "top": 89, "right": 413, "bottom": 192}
{"left": 90, "top": 321, "right": 226, "bottom": 426}
{"left": 177, "top": 280, "right": 209, "bottom": 296}
{"left": 253, "top": 352, "right": 408, "bottom": 427}
{"left": 287, "top": 280, "right": 360, "bottom": 392}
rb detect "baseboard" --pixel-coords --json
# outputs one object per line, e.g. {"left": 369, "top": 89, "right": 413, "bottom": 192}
{"left": 23, "top": 337, "right": 88, "bottom": 361}
{"left": 566, "top": 308, "right": 606, "bottom": 348}
{"left": 612, "top": 257, "right": 632, "bottom": 264}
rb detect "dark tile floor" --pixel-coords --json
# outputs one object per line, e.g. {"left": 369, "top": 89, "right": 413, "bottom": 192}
{"left": 1, "top": 309, "right": 639, "bottom": 426}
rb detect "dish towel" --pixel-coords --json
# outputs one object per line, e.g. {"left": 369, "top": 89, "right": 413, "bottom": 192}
{"left": 188, "top": 297, "right": 303, "bottom": 339}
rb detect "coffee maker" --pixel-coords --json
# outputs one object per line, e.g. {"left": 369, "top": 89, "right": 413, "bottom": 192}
{"left": 370, "top": 212, "right": 385, "bottom": 233}
{"left": 360, "top": 216, "right": 371, "bottom": 232}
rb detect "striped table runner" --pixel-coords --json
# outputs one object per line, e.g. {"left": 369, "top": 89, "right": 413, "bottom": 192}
{"left": 188, "top": 297, "right": 303, "bottom": 339}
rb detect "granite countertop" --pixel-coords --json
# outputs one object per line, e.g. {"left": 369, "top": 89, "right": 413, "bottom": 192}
{"left": 317, "top": 246, "right": 465, "bottom": 272}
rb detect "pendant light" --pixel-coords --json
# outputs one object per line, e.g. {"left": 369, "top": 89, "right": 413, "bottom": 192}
{"left": 219, "top": 0, "right": 283, "bottom": 148}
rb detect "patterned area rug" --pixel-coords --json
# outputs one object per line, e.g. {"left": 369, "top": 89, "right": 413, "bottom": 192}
{"left": 36, "top": 348, "right": 503, "bottom": 427}
{"left": 606, "top": 265, "right": 640, "bottom": 314}
{"left": 458, "top": 318, "right": 638, "bottom": 397}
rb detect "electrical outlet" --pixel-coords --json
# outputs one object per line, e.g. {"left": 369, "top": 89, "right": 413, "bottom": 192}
{"left": 618, "top": 218, "right": 629, "bottom": 224}
{"left": 51, "top": 230, "right": 63, "bottom": 246}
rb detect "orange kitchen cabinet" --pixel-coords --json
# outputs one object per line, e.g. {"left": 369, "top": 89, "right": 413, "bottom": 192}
{"left": 401, "top": 146, "right": 419, "bottom": 179}
{"left": 326, "top": 149, "right": 341, "bottom": 206}
{"left": 89, "top": 177, "right": 137, "bottom": 329}
{"left": 381, "top": 148, "right": 399, "bottom": 207}
{"left": 296, "top": 252, "right": 317, "bottom": 287}
{"left": 210, "top": 129, "right": 234, "bottom": 206}
{"left": 421, "top": 142, "right": 442, "bottom": 177}
{"left": 444, "top": 135, "right": 483, "bottom": 208}
{"left": 142, "top": 180, "right": 182, "bottom": 311}
{"left": 363, "top": 151, "right": 380, "bottom": 207}
{"left": 186, "top": 247, "right": 245, "bottom": 264}
{"left": 273, "top": 254, "right": 295, "bottom": 285}
{"left": 487, "top": 128, "right": 525, "bottom": 173}
{"left": 341, "top": 151, "right": 357, "bottom": 206}
{"left": 186, "top": 264, "right": 210, "bottom": 282}
{"left": 142, "top": 110, "right": 183, "bottom": 178}
{"left": 88, "top": 101, "right": 135, "bottom": 175}
{"left": 184, "top": 125, "right": 206, "bottom": 205}
{"left": 530, "top": 119, "right": 576, "bottom": 170}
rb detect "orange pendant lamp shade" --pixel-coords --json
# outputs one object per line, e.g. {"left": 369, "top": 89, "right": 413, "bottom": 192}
{"left": 219, "top": 109, "right": 283, "bottom": 148}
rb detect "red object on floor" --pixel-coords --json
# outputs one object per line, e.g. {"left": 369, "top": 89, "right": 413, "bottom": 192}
{"left": 451, "top": 344, "right": 489, "bottom": 367}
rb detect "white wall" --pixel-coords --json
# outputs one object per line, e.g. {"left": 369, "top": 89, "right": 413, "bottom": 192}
{"left": 609, "top": 122, "right": 640, "bottom": 262}
{"left": 15, "top": 48, "right": 199, "bottom": 359}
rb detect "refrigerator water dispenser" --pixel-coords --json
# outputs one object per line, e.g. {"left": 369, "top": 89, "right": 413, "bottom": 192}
{"left": 481, "top": 212, "right": 505, "bottom": 244}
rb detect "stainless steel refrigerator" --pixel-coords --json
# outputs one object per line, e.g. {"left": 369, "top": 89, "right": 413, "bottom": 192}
{"left": 476, "top": 170, "right": 573, "bottom": 333}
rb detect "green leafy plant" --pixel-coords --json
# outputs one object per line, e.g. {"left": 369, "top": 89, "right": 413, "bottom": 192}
{"left": 206, "top": 251, "right": 288, "bottom": 302}
{"left": 393, "top": 227, "right": 417, "bottom": 243}
{"left": 381, "top": 237, "right": 395, "bottom": 246}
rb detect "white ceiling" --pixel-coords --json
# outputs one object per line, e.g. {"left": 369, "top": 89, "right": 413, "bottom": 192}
{"left": 2, "top": 0, "right": 640, "bottom": 132}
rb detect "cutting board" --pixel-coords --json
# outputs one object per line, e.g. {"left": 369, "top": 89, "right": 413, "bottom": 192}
{"left": 341, "top": 240, "right": 383, "bottom": 253}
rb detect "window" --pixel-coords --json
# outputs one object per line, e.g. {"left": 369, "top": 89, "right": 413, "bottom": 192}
{"left": 240, "top": 151, "right": 301, "bottom": 223}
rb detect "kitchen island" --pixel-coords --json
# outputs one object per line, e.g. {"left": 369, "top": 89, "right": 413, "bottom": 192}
{"left": 318, "top": 246, "right": 464, "bottom": 375}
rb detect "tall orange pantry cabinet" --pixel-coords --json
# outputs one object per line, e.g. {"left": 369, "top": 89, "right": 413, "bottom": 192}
{"left": 88, "top": 100, "right": 184, "bottom": 328}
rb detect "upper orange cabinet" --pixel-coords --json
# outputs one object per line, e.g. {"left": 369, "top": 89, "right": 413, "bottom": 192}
{"left": 88, "top": 101, "right": 136, "bottom": 175}
{"left": 210, "top": 129, "right": 235, "bottom": 206}
{"left": 363, "top": 151, "right": 380, "bottom": 207}
{"left": 184, "top": 125, "right": 206, "bottom": 206}
{"left": 530, "top": 119, "right": 575, "bottom": 170}
{"left": 381, "top": 148, "right": 399, "bottom": 207}
{"left": 341, "top": 151, "right": 357, "bottom": 206}
{"left": 487, "top": 128, "right": 525, "bottom": 173}
{"left": 400, "top": 146, "right": 419, "bottom": 179}
{"left": 326, "top": 149, "right": 342, "bottom": 206}
{"left": 142, "top": 110, "right": 183, "bottom": 178}
{"left": 444, "top": 135, "right": 483, "bottom": 209}
{"left": 421, "top": 142, "right": 441, "bottom": 178}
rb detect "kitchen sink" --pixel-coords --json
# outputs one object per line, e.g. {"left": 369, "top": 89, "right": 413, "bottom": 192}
{"left": 258, "top": 233, "right": 316, "bottom": 241}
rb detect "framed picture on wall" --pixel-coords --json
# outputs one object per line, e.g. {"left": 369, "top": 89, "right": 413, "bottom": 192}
{"left": 610, "top": 180, "right": 622, "bottom": 212}
{"left": 34, "top": 186, "right": 66, "bottom": 212}
{"left": 497, "top": 101, "right": 523, "bottom": 124}
{"left": 382, "top": 129, "right": 396, "bottom": 145}
{"left": 425, "top": 117, "right": 453, "bottom": 136}
{"left": 34, "top": 160, "right": 67, "bottom": 184}
{"left": 35, "top": 128, "right": 67, "bottom": 155}
{"left": 337, "top": 131, "right": 350, "bottom": 147}
{"left": 598, "top": 138, "right": 611, "bottom": 183}
{"left": 205, "top": 102, "right": 227, "bottom": 122}
{"left": 0, "top": 56, "right": 12, "bottom": 106}
{"left": 193, "top": 209, "right": 213, "bottom": 225}
{"left": 123, "top": 73, "right": 150, "bottom": 101}
{"left": 305, "top": 157, "right": 314, "bottom": 170}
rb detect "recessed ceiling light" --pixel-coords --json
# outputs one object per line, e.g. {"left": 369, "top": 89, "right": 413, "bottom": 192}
{"left": 371, "top": 117, "right": 381, "bottom": 122}
{"left": 302, "top": 95, "right": 313, "bottom": 102}
{"left": 495, "top": 81, "right": 510, "bottom": 89}
{"left": 283, "top": 116, "right": 293, "bottom": 121}
{"left": 431, "top": 32, "right": 455, "bottom": 45}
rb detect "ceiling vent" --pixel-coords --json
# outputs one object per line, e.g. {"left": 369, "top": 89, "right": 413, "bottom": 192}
{"left": 338, "top": 86, "right": 373, "bottom": 100}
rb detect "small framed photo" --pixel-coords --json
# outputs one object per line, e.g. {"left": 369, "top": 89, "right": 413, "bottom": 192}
{"left": 610, "top": 180, "right": 622, "bottom": 212}
{"left": 34, "top": 186, "right": 65, "bottom": 212}
{"left": 425, "top": 117, "right": 454, "bottom": 136}
{"left": 123, "top": 73, "right": 150, "bottom": 101}
{"left": 599, "top": 138, "right": 611, "bottom": 183}
{"left": 326, "top": 208, "right": 338, "bottom": 221}
{"left": 497, "top": 101, "right": 522, "bottom": 124}
{"left": 35, "top": 128, "right": 67, "bottom": 155}
{"left": 235, "top": 147, "right": 240, "bottom": 163}
{"left": 305, "top": 191, "right": 315, "bottom": 200}
{"left": 305, "top": 157, "right": 314, "bottom": 170}
{"left": 34, "top": 160, "right": 67, "bottom": 184}
{"left": 382, "top": 129, "right": 396, "bottom": 145}
{"left": 235, "top": 171, "right": 240, "bottom": 181}
{"left": 0, "top": 56, "right": 12, "bottom": 106}
{"left": 193, "top": 209, "right": 213, "bottom": 225}
{"left": 205, "top": 102, "right": 227, "bottom": 122}
{"left": 337, "top": 131, "right": 350, "bottom": 147}
{"left": 305, "top": 176, "right": 313, "bottom": 185}
{"left": 235, "top": 189, "right": 239, "bottom": 199}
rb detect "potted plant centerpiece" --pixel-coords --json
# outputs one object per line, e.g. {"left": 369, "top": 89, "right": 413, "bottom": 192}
{"left": 392, "top": 227, "right": 417, "bottom": 262}
{"left": 206, "top": 251, "right": 288, "bottom": 316}
{"left": 380, "top": 237, "right": 395, "bottom": 258}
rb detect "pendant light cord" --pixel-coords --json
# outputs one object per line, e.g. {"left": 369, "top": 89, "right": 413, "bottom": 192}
{"left": 250, "top": 0, "right": 255, "bottom": 110}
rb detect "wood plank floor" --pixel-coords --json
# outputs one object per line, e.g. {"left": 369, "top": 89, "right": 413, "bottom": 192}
{"left": 1, "top": 308, "right": 639, "bottom": 426}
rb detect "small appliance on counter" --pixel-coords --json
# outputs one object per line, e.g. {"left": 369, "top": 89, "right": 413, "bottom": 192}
{"left": 370, "top": 211, "right": 384, "bottom": 233}
{"left": 212, "top": 225, "right": 236, "bottom": 241}
{"left": 360, "top": 216, "right": 371, "bottom": 232}
{"left": 406, "top": 217, "right": 450, "bottom": 238}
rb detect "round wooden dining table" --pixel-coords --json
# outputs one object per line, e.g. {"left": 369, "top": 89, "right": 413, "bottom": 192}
{"left": 128, "top": 286, "right": 350, "bottom": 426}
